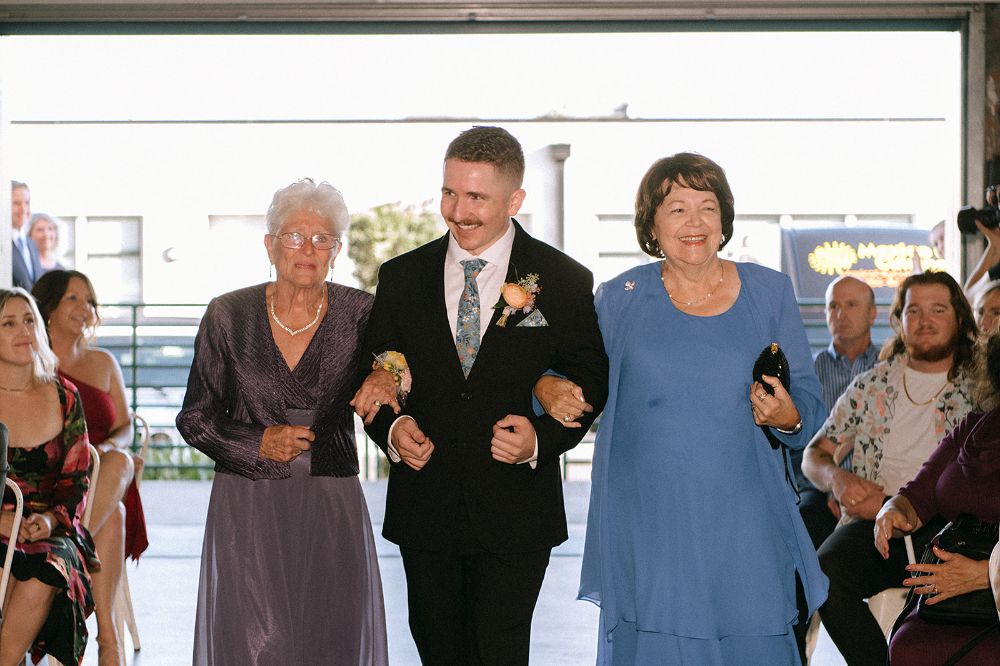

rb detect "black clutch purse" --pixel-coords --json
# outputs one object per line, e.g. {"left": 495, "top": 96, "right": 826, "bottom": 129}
{"left": 752, "top": 343, "right": 791, "bottom": 450}
{"left": 916, "top": 515, "right": 999, "bottom": 626}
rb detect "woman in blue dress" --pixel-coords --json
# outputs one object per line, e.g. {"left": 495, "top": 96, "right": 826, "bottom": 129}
{"left": 538, "top": 153, "right": 828, "bottom": 664}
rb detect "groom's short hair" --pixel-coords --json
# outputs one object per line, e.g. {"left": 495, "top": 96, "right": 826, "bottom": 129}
{"left": 445, "top": 126, "right": 525, "bottom": 188}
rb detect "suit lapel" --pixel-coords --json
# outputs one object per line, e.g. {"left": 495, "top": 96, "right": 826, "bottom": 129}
{"left": 11, "top": 241, "right": 28, "bottom": 276}
{"left": 423, "top": 235, "right": 468, "bottom": 383}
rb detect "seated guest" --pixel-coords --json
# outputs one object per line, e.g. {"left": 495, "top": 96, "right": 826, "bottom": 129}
{"left": 875, "top": 329, "right": 1000, "bottom": 664}
{"left": 974, "top": 280, "right": 1000, "bottom": 334}
{"left": 793, "top": 275, "right": 881, "bottom": 657}
{"left": 0, "top": 288, "right": 98, "bottom": 666}
{"left": 32, "top": 270, "right": 145, "bottom": 666}
{"left": 803, "top": 275, "right": 880, "bottom": 547}
{"left": 28, "top": 213, "right": 66, "bottom": 273}
{"left": 803, "top": 271, "right": 979, "bottom": 665}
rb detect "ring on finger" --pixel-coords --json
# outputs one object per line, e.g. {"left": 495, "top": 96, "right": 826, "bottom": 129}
{"left": 757, "top": 392, "right": 767, "bottom": 400}
{"left": 563, "top": 415, "right": 571, "bottom": 422}
{"left": 373, "top": 400, "right": 381, "bottom": 407}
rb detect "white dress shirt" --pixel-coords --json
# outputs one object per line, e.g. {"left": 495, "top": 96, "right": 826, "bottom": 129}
{"left": 387, "top": 221, "right": 538, "bottom": 466}
{"left": 443, "top": 221, "right": 515, "bottom": 344}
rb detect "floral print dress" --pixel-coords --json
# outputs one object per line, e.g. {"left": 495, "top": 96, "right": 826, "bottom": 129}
{"left": 1, "top": 376, "right": 99, "bottom": 665}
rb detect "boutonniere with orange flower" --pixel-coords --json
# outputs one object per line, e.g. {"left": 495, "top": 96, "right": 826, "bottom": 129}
{"left": 493, "top": 273, "right": 541, "bottom": 327}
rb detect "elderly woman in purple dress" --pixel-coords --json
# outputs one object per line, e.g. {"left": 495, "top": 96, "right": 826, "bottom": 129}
{"left": 176, "top": 179, "right": 388, "bottom": 665}
{"left": 875, "top": 329, "right": 1000, "bottom": 664}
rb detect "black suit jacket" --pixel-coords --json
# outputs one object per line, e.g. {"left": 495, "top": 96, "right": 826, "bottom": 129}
{"left": 361, "top": 221, "right": 608, "bottom": 553}
{"left": 11, "top": 236, "right": 43, "bottom": 290}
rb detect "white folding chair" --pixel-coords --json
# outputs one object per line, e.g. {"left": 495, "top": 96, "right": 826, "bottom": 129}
{"left": 114, "top": 413, "right": 149, "bottom": 653}
{"left": 1, "top": 478, "right": 25, "bottom": 625}
{"left": 82, "top": 443, "right": 102, "bottom": 530}
{"left": 868, "top": 587, "right": 909, "bottom": 638}
{"left": 989, "top": 542, "right": 999, "bottom": 622}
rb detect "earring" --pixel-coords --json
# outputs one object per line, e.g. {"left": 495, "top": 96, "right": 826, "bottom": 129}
{"left": 719, "top": 234, "right": 727, "bottom": 250}
{"left": 268, "top": 263, "right": 275, "bottom": 280}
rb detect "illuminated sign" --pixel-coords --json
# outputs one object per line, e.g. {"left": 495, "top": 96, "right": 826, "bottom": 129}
{"left": 806, "top": 240, "right": 945, "bottom": 289}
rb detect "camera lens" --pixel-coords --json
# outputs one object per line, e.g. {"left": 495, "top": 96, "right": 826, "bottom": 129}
{"left": 957, "top": 206, "right": 981, "bottom": 234}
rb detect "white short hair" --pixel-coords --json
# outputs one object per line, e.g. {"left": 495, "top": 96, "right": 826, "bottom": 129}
{"left": 265, "top": 178, "right": 349, "bottom": 236}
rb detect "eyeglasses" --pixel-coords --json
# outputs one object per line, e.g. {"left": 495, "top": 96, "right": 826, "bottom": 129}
{"left": 271, "top": 232, "right": 342, "bottom": 251}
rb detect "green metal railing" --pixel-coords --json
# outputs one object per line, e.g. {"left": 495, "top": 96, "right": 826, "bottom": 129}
{"left": 103, "top": 298, "right": 892, "bottom": 481}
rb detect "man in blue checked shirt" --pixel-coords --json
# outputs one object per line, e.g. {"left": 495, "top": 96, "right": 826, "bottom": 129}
{"left": 800, "top": 275, "right": 880, "bottom": 546}
{"left": 793, "top": 275, "right": 880, "bottom": 659}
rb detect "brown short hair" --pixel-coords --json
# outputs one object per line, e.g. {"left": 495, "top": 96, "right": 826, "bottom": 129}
{"left": 634, "top": 153, "right": 735, "bottom": 258}
{"left": 879, "top": 271, "right": 978, "bottom": 380}
{"left": 445, "top": 126, "right": 525, "bottom": 187}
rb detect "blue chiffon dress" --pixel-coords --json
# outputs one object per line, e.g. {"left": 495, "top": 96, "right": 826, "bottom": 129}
{"left": 580, "top": 262, "right": 828, "bottom": 665}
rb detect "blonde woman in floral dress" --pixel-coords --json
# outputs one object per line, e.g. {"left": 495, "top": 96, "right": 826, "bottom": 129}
{"left": 0, "top": 287, "right": 97, "bottom": 666}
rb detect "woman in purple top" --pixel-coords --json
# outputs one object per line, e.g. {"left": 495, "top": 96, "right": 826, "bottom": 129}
{"left": 874, "top": 330, "right": 1000, "bottom": 664}
{"left": 176, "top": 179, "right": 388, "bottom": 665}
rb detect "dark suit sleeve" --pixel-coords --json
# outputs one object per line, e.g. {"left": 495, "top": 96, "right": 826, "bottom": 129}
{"left": 175, "top": 300, "right": 266, "bottom": 478}
{"left": 531, "top": 267, "right": 609, "bottom": 466}
{"left": 357, "top": 261, "right": 404, "bottom": 455}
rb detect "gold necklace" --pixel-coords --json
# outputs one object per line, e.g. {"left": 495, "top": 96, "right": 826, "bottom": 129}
{"left": 0, "top": 383, "right": 29, "bottom": 392}
{"left": 662, "top": 262, "right": 725, "bottom": 306}
{"left": 901, "top": 370, "right": 949, "bottom": 406}
{"left": 269, "top": 288, "right": 324, "bottom": 337}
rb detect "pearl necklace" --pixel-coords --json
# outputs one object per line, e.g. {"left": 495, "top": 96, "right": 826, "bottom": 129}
{"left": 269, "top": 289, "right": 324, "bottom": 337}
{"left": 661, "top": 262, "right": 725, "bottom": 306}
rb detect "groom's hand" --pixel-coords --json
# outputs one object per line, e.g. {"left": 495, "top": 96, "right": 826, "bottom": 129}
{"left": 491, "top": 415, "right": 536, "bottom": 464}
{"left": 391, "top": 417, "right": 435, "bottom": 471}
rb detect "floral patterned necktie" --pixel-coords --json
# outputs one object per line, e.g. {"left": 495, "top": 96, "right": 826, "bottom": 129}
{"left": 456, "top": 258, "right": 487, "bottom": 377}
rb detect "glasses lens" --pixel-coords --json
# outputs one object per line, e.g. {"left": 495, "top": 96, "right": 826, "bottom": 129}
{"left": 311, "top": 235, "right": 341, "bottom": 250}
{"left": 275, "top": 233, "right": 340, "bottom": 250}
{"left": 276, "top": 232, "right": 304, "bottom": 249}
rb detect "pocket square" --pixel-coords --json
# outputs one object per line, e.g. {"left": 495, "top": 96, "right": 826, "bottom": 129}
{"left": 516, "top": 309, "right": 548, "bottom": 327}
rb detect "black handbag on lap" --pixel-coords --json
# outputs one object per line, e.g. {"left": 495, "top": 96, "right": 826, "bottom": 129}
{"left": 915, "top": 514, "right": 999, "bottom": 626}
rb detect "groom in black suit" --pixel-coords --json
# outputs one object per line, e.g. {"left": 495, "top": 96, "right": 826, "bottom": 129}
{"left": 359, "top": 126, "right": 608, "bottom": 664}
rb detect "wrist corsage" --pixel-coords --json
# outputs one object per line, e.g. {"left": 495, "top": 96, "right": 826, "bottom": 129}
{"left": 372, "top": 351, "right": 411, "bottom": 406}
{"left": 494, "top": 273, "right": 541, "bottom": 327}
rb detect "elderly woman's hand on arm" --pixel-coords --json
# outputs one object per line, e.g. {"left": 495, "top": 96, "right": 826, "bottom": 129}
{"left": 534, "top": 375, "right": 594, "bottom": 429}
{"left": 351, "top": 369, "right": 401, "bottom": 425}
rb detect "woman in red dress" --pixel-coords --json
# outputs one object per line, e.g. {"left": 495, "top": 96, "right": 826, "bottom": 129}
{"left": 32, "top": 271, "right": 147, "bottom": 666}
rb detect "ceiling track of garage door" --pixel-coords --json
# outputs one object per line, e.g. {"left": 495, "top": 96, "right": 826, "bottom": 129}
{"left": 0, "top": 2, "right": 991, "bottom": 25}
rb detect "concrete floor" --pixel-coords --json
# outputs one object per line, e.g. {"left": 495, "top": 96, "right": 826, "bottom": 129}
{"left": 66, "top": 480, "right": 848, "bottom": 665}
